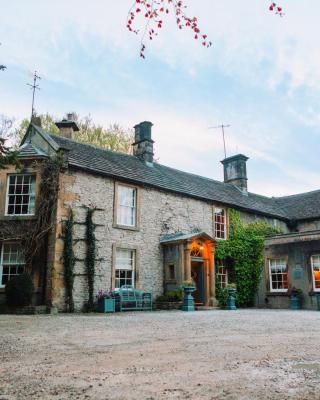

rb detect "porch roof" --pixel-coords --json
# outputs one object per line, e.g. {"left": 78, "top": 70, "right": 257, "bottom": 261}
{"left": 160, "top": 231, "right": 214, "bottom": 245}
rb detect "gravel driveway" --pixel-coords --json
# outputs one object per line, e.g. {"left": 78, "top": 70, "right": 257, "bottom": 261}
{"left": 0, "top": 309, "right": 320, "bottom": 400}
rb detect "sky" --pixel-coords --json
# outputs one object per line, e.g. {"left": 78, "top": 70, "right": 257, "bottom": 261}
{"left": 0, "top": 0, "right": 319, "bottom": 197}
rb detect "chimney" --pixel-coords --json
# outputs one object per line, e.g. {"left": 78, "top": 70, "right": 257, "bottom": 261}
{"left": 132, "top": 121, "right": 154, "bottom": 164}
{"left": 221, "top": 154, "right": 249, "bottom": 193}
{"left": 55, "top": 113, "right": 79, "bottom": 140}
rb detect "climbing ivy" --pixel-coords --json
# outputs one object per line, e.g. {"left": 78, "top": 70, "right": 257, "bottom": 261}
{"left": 215, "top": 209, "right": 280, "bottom": 307}
{"left": 63, "top": 209, "right": 75, "bottom": 313}
{"left": 85, "top": 208, "right": 96, "bottom": 311}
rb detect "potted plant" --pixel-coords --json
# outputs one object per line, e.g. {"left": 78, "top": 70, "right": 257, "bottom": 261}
{"left": 181, "top": 279, "right": 196, "bottom": 311}
{"left": 290, "top": 287, "right": 303, "bottom": 310}
{"left": 96, "top": 290, "right": 115, "bottom": 313}
{"left": 226, "top": 283, "right": 237, "bottom": 310}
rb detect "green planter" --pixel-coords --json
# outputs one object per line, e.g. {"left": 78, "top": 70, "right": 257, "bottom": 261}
{"left": 98, "top": 298, "right": 115, "bottom": 313}
{"left": 182, "top": 286, "right": 196, "bottom": 311}
{"left": 226, "top": 288, "right": 237, "bottom": 310}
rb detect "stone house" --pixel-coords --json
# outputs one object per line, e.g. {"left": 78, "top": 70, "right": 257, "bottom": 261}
{"left": 0, "top": 117, "right": 319, "bottom": 310}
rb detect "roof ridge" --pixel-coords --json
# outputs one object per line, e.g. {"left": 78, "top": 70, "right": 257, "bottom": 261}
{"left": 274, "top": 188, "right": 320, "bottom": 200}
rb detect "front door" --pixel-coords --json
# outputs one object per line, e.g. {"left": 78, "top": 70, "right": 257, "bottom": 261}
{"left": 191, "top": 261, "right": 205, "bottom": 304}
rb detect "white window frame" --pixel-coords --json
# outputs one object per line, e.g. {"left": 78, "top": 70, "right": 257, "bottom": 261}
{"left": 116, "top": 184, "right": 137, "bottom": 228}
{"left": 217, "top": 262, "right": 228, "bottom": 288}
{"left": 115, "top": 248, "right": 136, "bottom": 289}
{"left": 214, "top": 207, "right": 227, "bottom": 240}
{"left": 5, "top": 174, "right": 36, "bottom": 216}
{"left": 268, "top": 258, "right": 288, "bottom": 293}
{"left": 311, "top": 255, "right": 320, "bottom": 292}
{"left": 0, "top": 243, "right": 26, "bottom": 288}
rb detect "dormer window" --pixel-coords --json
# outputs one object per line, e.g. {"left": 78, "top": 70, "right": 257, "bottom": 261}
{"left": 214, "top": 207, "right": 227, "bottom": 240}
{"left": 6, "top": 174, "right": 36, "bottom": 216}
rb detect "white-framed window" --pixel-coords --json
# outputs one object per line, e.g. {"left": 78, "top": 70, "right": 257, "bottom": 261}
{"left": 116, "top": 185, "right": 137, "bottom": 227}
{"left": 311, "top": 255, "right": 320, "bottom": 292}
{"left": 217, "top": 261, "right": 228, "bottom": 288}
{"left": 115, "top": 248, "right": 135, "bottom": 289}
{"left": 0, "top": 243, "right": 25, "bottom": 287}
{"left": 214, "top": 207, "right": 227, "bottom": 239}
{"left": 269, "top": 258, "right": 288, "bottom": 292}
{"left": 6, "top": 174, "right": 36, "bottom": 216}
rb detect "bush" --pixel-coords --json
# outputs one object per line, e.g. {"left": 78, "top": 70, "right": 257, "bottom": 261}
{"left": 5, "top": 273, "right": 34, "bottom": 307}
{"left": 156, "top": 289, "right": 183, "bottom": 303}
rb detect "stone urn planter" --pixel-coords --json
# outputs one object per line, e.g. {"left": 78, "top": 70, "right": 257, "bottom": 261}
{"left": 226, "top": 286, "right": 237, "bottom": 310}
{"left": 290, "top": 288, "right": 302, "bottom": 310}
{"left": 182, "top": 285, "right": 196, "bottom": 311}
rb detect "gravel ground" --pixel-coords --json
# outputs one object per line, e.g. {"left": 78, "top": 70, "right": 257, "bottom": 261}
{"left": 0, "top": 309, "right": 320, "bottom": 400}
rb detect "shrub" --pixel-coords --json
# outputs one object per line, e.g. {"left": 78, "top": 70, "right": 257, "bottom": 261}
{"left": 156, "top": 289, "right": 183, "bottom": 303}
{"left": 5, "top": 273, "right": 34, "bottom": 307}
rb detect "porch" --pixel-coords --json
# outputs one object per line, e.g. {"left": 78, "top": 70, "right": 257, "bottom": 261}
{"left": 160, "top": 231, "right": 217, "bottom": 306}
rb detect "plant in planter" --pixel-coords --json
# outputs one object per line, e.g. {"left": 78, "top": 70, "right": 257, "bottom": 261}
{"left": 226, "top": 283, "right": 237, "bottom": 310}
{"left": 181, "top": 279, "right": 196, "bottom": 311}
{"left": 290, "top": 287, "right": 303, "bottom": 310}
{"left": 96, "top": 290, "right": 115, "bottom": 313}
{"left": 155, "top": 290, "right": 183, "bottom": 310}
{"left": 5, "top": 273, "right": 34, "bottom": 308}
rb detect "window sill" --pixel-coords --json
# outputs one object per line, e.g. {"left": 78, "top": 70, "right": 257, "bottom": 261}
{"left": 0, "top": 215, "right": 37, "bottom": 221}
{"left": 309, "top": 290, "right": 320, "bottom": 296}
{"left": 266, "top": 291, "right": 289, "bottom": 296}
{"left": 113, "top": 224, "right": 139, "bottom": 232}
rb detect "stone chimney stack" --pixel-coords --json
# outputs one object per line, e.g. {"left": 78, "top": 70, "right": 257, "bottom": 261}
{"left": 221, "top": 154, "right": 249, "bottom": 193}
{"left": 55, "top": 113, "right": 79, "bottom": 140}
{"left": 132, "top": 121, "right": 154, "bottom": 164}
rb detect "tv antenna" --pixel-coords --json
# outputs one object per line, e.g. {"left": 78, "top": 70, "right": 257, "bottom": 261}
{"left": 27, "top": 71, "right": 41, "bottom": 120}
{"left": 209, "top": 124, "right": 230, "bottom": 159}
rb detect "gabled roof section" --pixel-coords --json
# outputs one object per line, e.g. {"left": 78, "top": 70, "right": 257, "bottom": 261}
{"left": 160, "top": 231, "right": 214, "bottom": 244}
{"left": 21, "top": 123, "right": 61, "bottom": 152}
{"left": 18, "top": 141, "right": 48, "bottom": 158}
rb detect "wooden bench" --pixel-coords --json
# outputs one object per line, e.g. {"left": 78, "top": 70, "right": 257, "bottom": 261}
{"left": 113, "top": 286, "right": 153, "bottom": 312}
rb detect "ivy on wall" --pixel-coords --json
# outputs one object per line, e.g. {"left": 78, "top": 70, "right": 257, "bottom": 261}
{"left": 0, "top": 156, "right": 62, "bottom": 268}
{"left": 63, "top": 209, "right": 75, "bottom": 313}
{"left": 215, "top": 209, "right": 280, "bottom": 307}
{"left": 86, "top": 208, "right": 96, "bottom": 311}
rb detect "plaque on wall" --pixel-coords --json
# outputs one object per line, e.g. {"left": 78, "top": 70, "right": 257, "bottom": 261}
{"left": 293, "top": 265, "right": 303, "bottom": 280}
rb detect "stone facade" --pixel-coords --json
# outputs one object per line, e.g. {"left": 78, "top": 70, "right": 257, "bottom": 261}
{"left": 52, "top": 168, "right": 216, "bottom": 310}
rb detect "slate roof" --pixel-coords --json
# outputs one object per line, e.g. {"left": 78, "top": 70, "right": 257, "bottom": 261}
{"left": 160, "top": 231, "right": 214, "bottom": 244}
{"left": 18, "top": 141, "right": 48, "bottom": 158}
{"left": 19, "top": 124, "right": 320, "bottom": 221}
{"left": 274, "top": 190, "right": 320, "bottom": 220}
{"left": 47, "top": 134, "right": 289, "bottom": 219}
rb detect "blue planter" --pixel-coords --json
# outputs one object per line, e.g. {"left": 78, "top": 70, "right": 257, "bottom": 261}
{"left": 182, "top": 286, "right": 196, "bottom": 311}
{"left": 290, "top": 294, "right": 301, "bottom": 310}
{"left": 227, "top": 288, "right": 237, "bottom": 310}
{"left": 98, "top": 298, "right": 115, "bottom": 313}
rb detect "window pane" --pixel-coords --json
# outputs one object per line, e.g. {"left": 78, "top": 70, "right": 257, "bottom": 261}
{"left": 269, "top": 259, "right": 288, "bottom": 291}
{"left": 311, "top": 255, "right": 320, "bottom": 290}
{"left": 117, "top": 186, "right": 136, "bottom": 226}
{"left": 115, "top": 249, "right": 135, "bottom": 288}
{"left": 214, "top": 208, "right": 226, "bottom": 240}
{"left": 1, "top": 243, "right": 25, "bottom": 286}
{"left": 6, "top": 175, "right": 36, "bottom": 215}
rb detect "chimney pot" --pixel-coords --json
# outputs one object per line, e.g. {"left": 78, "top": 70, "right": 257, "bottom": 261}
{"left": 55, "top": 113, "right": 79, "bottom": 140}
{"left": 221, "top": 154, "right": 249, "bottom": 193}
{"left": 133, "top": 121, "right": 154, "bottom": 164}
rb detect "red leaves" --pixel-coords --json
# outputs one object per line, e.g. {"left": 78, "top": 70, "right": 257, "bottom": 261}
{"left": 269, "top": 2, "right": 285, "bottom": 17}
{"left": 127, "top": 0, "right": 212, "bottom": 58}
